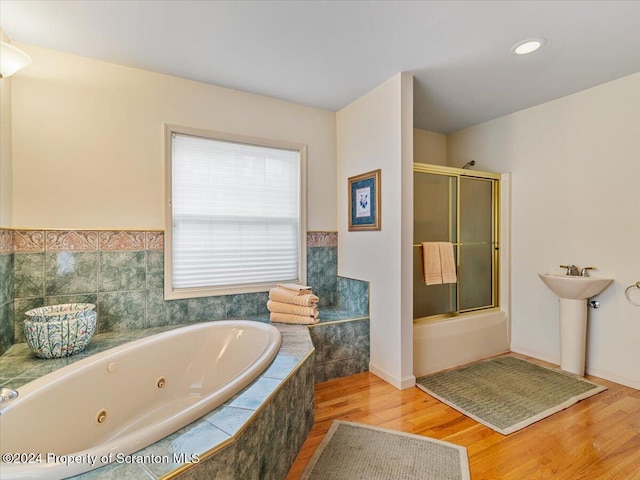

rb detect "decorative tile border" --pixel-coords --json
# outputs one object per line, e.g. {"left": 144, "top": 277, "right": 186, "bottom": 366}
{"left": 13, "top": 230, "right": 45, "bottom": 253}
{"left": 10, "top": 230, "right": 333, "bottom": 251}
{"left": 0, "top": 229, "right": 13, "bottom": 254}
{"left": 10, "top": 230, "right": 165, "bottom": 252}
{"left": 307, "top": 232, "right": 338, "bottom": 247}
{"left": 145, "top": 232, "right": 164, "bottom": 251}
{"left": 99, "top": 231, "right": 146, "bottom": 251}
{"left": 46, "top": 230, "right": 98, "bottom": 251}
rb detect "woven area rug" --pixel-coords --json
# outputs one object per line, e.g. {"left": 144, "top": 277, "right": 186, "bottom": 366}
{"left": 301, "top": 421, "right": 470, "bottom": 480}
{"left": 416, "top": 355, "right": 607, "bottom": 435}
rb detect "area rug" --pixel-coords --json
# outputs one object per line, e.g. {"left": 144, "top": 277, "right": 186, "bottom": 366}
{"left": 416, "top": 355, "right": 607, "bottom": 435}
{"left": 300, "top": 420, "right": 470, "bottom": 480}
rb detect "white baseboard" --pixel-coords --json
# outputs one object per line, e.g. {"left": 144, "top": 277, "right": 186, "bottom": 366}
{"left": 585, "top": 366, "right": 640, "bottom": 390}
{"left": 511, "top": 345, "right": 640, "bottom": 390}
{"left": 510, "top": 345, "right": 559, "bottom": 365}
{"left": 369, "top": 363, "right": 416, "bottom": 390}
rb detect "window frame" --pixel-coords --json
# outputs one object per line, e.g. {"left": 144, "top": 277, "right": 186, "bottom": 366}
{"left": 164, "top": 124, "right": 307, "bottom": 300}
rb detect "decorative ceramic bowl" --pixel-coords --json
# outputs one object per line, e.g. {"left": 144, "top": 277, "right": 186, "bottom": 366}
{"left": 23, "top": 304, "right": 97, "bottom": 359}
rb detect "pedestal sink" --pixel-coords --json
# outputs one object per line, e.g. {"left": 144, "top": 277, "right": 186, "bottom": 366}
{"left": 538, "top": 273, "right": 613, "bottom": 376}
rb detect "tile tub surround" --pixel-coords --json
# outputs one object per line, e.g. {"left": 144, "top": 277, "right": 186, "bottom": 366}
{"left": 0, "top": 323, "right": 315, "bottom": 480}
{"left": 309, "top": 317, "right": 370, "bottom": 383}
{"left": 8, "top": 228, "right": 370, "bottom": 382}
{"left": 306, "top": 232, "right": 338, "bottom": 308}
{"left": 311, "top": 277, "right": 370, "bottom": 382}
{"left": 0, "top": 229, "right": 14, "bottom": 355}
{"left": 9, "top": 230, "right": 340, "bottom": 344}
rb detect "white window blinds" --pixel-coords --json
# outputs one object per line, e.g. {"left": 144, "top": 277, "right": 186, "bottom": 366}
{"left": 170, "top": 133, "right": 302, "bottom": 292}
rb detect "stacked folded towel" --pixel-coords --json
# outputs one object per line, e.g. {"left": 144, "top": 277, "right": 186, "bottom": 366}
{"left": 268, "top": 283, "right": 319, "bottom": 324}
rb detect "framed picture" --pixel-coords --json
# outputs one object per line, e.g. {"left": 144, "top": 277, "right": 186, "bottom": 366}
{"left": 348, "top": 169, "right": 381, "bottom": 231}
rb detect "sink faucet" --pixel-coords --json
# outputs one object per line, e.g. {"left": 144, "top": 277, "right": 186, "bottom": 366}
{"left": 0, "top": 387, "right": 19, "bottom": 409}
{"left": 580, "top": 266, "right": 595, "bottom": 277}
{"left": 560, "top": 265, "right": 580, "bottom": 276}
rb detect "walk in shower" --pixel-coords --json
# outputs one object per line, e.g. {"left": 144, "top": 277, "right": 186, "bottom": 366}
{"left": 413, "top": 163, "right": 509, "bottom": 375}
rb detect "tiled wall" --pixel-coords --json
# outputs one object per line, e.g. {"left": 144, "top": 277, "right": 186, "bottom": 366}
{"left": 336, "top": 276, "right": 369, "bottom": 315}
{"left": 5, "top": 230, "right": 339, "bottom": 350}
{"left": 306, "top": 231, "right": 338, "bottom": 307}
{"left": 311, "top": 277, "right": 370, "bottom": 382}
{"left": 0, "top": 229, "right": 14, "bottom": 355}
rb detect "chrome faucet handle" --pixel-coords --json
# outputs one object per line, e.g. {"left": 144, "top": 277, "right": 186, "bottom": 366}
{"left": 560, "top": 265, "right": 579, "bottom": 276}
{"left": 580, "top": 266, "right": 595, "bottom": 277}
{"left": 0, "top": 387, "right": 19, "bottom": 407}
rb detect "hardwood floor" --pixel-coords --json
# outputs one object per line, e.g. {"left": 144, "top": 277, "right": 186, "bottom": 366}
{"left": 285, "top": 354, "right": 640, "bottom": 480}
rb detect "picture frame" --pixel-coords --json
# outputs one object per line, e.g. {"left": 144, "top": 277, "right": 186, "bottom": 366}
{"left": 348, "top": 169, "right": 381, "bottom": 231}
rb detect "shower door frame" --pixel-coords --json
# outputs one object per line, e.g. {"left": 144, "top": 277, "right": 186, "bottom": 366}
{"left": 413, "top": 162, "right": 501, "bottom": 321}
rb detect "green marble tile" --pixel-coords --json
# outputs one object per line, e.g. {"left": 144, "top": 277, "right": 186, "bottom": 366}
{"left": 306, "top": 247, "right": 322, "bottom": 277}
{"left": 337, "top": 276, "right": 369, "bottom": 315}
{"left": 1, "top": 376, "right": 39, "bottom": 389}
{"left": 275, "top": 324, "right": 314, "bottom": 356}
{"left": 70, "top": 460, "right": 153, "bottom": 480}
{"left": 14, "top": 253, "right": 44, "bottom": 298}
{"left": 99, "top": 251, "right": 146, "bottom": 292}
{"left": 176, "top": 444, "right": 236, "bottom": 480}
{"left": 45, "top": 294, "right": 98, "bottom": 308}
{"left": 226, "top": 293, "right": 258, "bottom": 319}
{"left": 146, "top": 289, "right": 188, "bottom": 328}
{"left": 13, "top": 297, "right": 44, "bottom": 343}
{"left": 224, "top": 377, "right": 281, "bottom": 410}
{"left": 97, "top": 291, "right": 146, "bottom": 332}
{"left": 255, "top": 291, "right": 270, "bottom": 316}
{"left": 306, "top": 246, "right": 338, "bottom": 279}
{"left": 45, "top": 252, "right": 98, "bottom": 295}
{"left": 204, "top": 405, "right": 255, "bottom": 437}
{"left": 317, "top": 246, "right": 338, "bottom": 277}
{"left": 262, "top": 354, "right": 300, "bottom": 380}
{"left": 0, "top": 253, "right": 13, "bottom": 304}
{"left": 0, "top": 341, "right": 30, "bottom": 357}
{"left": 146, "top": 250, "right": 164, "bottom": 289}
{"left": 0, "top": 301, "right": 14, "bottom": 355}
{"left": 306, "top": 274, "right": 320, "bottom": 296}
{"left": 317, "top": 275, "right": 337, "bottom": 307}
{"left": 0, "top": 355, "right": 41, "bottom": 378}
{"left": 137, "top": 420, "right": 230, "bottom": 477}
{"left": 187, "top": 296, "right": 226, "bottom": 322}
{"left": 322, "top": 321, "right": 356, "bottom": 361}
{"left": 26, "top": 356, "right": 78, "bottom": 377}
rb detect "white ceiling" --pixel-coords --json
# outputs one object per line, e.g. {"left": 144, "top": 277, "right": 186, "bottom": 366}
{"left": 1, "top": 0, "right": 639, "bottom": 133}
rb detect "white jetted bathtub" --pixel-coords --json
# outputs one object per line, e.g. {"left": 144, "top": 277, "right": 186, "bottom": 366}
{"left": 0, "top": 320, "right": 281, "bottom": 479}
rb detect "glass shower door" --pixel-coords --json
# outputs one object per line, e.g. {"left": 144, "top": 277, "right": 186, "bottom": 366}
{"left": 413, "top": 172, "right": 458, "bottom": 318}
{"left": 413, "top": 164, "right": 499, "bottom": 320}
{"left": 459, "top": 177, "right": 496, "bottom": 311}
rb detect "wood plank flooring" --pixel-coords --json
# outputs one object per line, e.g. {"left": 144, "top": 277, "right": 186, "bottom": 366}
{"left": 286, "top": 354, "right": 640, "bottom": 480}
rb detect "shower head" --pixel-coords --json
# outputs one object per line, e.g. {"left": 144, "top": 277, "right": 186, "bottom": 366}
{"left": 462, "top": 160, "right": 476, "bottom": 169}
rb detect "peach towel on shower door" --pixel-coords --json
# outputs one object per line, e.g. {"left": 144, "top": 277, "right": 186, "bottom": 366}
{"left": 438, "top": 242, "right": 457, "bottom": 284}
{"left": 421, "top": 242, "right": 442, "bottom": 285}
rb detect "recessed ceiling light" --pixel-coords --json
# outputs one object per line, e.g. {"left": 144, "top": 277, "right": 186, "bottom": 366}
{"left": 511, "top": 37, "right": 547, "bottom": 55}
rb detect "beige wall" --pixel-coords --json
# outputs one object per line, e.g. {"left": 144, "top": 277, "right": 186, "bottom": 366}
{"left": 448, "top": 73, "right": 640, "bottom": 388}
{"left": 413, "top": 128, "right": 446, "bottom": 166}
{"left": 10, "top": 44, "right": 337, "bottom": 230}
{"left": 0, "top": 30, "right": 13, "bottom": 227}
{"left": 337, "top": 73, "right": 415, "bottom": 389}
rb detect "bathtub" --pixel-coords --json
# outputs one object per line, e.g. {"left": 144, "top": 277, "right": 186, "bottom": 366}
{"left": 413, "top": 310, "right": 509, "bottom": 376}
{"left": 0, "top": 320, "right": 281, "bottom": 479}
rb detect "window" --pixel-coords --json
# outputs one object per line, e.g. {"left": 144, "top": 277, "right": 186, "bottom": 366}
{"left": 165, "top": 125, "right": 306, "bottom": 299}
